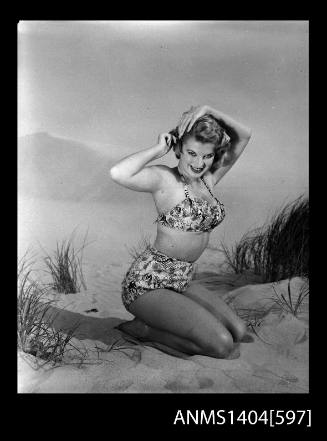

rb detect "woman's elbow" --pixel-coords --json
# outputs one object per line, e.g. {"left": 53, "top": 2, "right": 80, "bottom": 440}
{"left": 239, "top": 130, "right": 252, "bottom": 144}
{"left": 245, "top": 128, "right": 252, "bottom": 139}
{"left": 109, "top": 166, "right": 122, "bottom": 183}
{"left": 109, "top": 167, "right": 132, "bottom": 188}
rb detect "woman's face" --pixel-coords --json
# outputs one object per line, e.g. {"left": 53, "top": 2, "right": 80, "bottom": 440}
{"left": 178, "top": 136, "right": 216, "bottom": 180}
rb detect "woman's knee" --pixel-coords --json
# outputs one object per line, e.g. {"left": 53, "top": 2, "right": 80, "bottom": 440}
{"left": 195, "top": 329, "right": 234, "bottom": 359}
{"left": 210, "top": 332, "right": 234, "bottom": 358}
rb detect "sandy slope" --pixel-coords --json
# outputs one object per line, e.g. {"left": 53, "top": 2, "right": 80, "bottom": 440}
{"left": 17, "top": 248, "right": 308, "bottom": 394}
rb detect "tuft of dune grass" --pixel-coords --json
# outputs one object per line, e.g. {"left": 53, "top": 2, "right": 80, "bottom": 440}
{"left": 271, "top": 278, "right": 309, "bottom": 318}
{"left": 18, "top": 239, "right": 136, "bottom": 371}
{"left": 220, "top": 196, "right": 309, "bottom": 283}
{"left": 17, "top": 251, "right": 86, "bottom": 368}
{"left": 41, "top": 230, "right": 89, "bottom": 294}
{"left": 126, "top": 233, "right": 152, "bottom": 261}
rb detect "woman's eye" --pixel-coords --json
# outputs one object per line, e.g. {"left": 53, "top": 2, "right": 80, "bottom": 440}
{"left": 188, "top": 152, "right": 196, "bottom": 156}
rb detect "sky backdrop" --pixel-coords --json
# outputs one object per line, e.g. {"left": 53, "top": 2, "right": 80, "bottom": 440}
{"left": 18, "top": 20, "right": 308, "bottom": 191}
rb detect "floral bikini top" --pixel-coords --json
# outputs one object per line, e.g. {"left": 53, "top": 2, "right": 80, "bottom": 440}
{"left": 155, "top": 176, "right": 225, "bottom": 233}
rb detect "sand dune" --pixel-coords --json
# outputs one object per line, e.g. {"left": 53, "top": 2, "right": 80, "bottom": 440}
{"left": 18, "top": 132, "right": 137, "bottom": 203}
{"left": 17, "top": 247, "right": 308, "bottom": 394}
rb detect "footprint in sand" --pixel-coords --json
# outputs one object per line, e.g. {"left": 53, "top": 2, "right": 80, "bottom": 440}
{"left": 164, "top": 375, "right": 214, "bottom": 391}
{"left": 164, "top": 380, "right": 189, "bottom": 392}
{"left": 281, "top": 373, "right": 299, "bottom": 383}
{"left": 295, "top": 330, "right": 308, "bottom": 344}
{"left": 197, "top": 376, "right": 214, "bottom": 389}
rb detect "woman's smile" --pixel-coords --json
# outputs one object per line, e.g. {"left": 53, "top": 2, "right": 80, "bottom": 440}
{"left": 190, "top": 164, "right": 206, "bottom": 174}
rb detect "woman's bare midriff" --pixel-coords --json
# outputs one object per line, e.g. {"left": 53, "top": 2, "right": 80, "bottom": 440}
{"left": 153, "top": 224, "right": 210, "bottom": 262}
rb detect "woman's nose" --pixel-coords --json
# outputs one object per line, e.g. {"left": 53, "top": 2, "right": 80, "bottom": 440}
{"left": 194, "top": 159, "right": 204, "bottom": 167}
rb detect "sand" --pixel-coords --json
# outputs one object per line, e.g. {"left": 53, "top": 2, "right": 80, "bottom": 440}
{"left": 17, "top": 247, "right": 309, "bottom": 394}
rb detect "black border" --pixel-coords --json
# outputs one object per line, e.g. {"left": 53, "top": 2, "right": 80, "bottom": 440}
{"left": 14, "top": 15, "right": 318, "bottom": 435}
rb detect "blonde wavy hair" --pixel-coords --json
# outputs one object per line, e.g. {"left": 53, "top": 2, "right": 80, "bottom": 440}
{"left": 169, "top": 114, "right": 232, "bottom": 171}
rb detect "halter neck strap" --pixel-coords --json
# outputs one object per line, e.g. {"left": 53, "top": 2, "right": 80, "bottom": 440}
{"left": 178, "top": 170, "right": 216, "bottom": 201}
{"left": 178, "top": 172, "right": 190, "bottom": 199}
{"left": 200, "top": 176, "right": 215, "bottom": 199}
{"left": 183, "top": 184, "right": 190, "bottom": 198}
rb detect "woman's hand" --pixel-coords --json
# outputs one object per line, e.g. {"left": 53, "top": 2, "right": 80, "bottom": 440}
{"left": 178, "top": 105, "right": 210, "bottom": 137}
{"left": 156, "top": 132, "right": 177, "bottom": 158}
{"left": 178, "top": 105, "right": 251, "bottom": 142}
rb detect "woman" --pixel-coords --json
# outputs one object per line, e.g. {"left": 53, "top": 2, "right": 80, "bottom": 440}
{"left": 110, "top": 104, "right": 252, "bottom": 359}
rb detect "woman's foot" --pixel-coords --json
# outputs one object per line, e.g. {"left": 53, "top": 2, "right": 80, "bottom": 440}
{"left": 225, "top": 342, "right": 241, "bottom": 360}
{"left": 116, "top": 318, "right": 150, "bottom": 340}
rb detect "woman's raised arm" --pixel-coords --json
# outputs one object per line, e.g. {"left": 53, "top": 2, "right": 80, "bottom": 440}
{"left": 109, "top": 133, "right": 176, "bottom": 193}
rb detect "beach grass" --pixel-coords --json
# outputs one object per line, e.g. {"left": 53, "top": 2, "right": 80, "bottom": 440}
{"left": 126, "top": 233, "right": 152, "bottom": 261}
{"left": 235, "top": 306, "right": 268, "bottom": 329}
{"left": 271, "top": 278, "right": 309, "bottom": 317}
{"left": 220, "top": 196, "right": 309, "bottom": 283}
{"left": 17, "top": 252, "right": 86, "bottom": 368}
{"left": 41, "top": 230, "right": 88, "bottom": 294}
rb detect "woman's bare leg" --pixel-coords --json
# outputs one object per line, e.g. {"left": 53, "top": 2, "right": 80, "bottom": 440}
{"left": 118, "top": 318, "right": 203, "bottom": 354}
{"left": 183, "top": 282, "right": 248, "bottom": 342}
{"left": 118, "top": 317, "right": 240, "bottom": 359}
{"left": 123, "top": 288, "right": 238, "bottom": 359}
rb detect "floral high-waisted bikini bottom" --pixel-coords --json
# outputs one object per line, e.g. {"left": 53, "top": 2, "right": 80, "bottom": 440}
{"left": 121, "top": 246, "right": 195, "bottom": 311}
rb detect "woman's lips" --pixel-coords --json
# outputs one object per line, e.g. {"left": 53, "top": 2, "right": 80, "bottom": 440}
{"left": 190, "top": 165, "right": 205, "bottom": 173}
